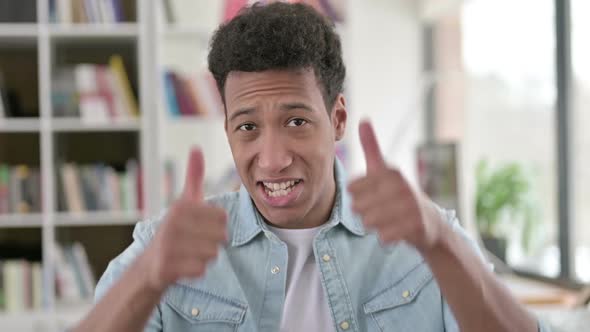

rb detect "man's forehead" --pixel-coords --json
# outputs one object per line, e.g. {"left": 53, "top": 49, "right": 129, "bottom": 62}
{"left": 225, "top": 68, "right": 316, "bottom": 87}
{"left": 224, "top": 68, "right": 321, "bottom": 106}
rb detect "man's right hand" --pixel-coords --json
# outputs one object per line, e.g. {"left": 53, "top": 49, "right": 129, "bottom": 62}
{"left": 142, "top": 147, "right": 228, "bottom": 292}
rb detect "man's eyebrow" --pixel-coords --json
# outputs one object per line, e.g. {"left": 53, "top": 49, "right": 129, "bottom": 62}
{"left": 228, "top": 107, "right": 256, "bottom": 122}
{"left": 279, "top": 102, "right": 314, "bottom": 112}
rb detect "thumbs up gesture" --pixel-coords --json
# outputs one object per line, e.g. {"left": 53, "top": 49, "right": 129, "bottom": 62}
{"left": 347, "top": 121, "right": 443, "bottom": 251}
{"left": 143, "top": 148, "right": 228, "bottom": 292}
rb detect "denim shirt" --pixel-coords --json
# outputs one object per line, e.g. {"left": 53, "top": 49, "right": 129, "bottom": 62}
{"left": 95, "top": 160, "right": 550, "bottom": 332}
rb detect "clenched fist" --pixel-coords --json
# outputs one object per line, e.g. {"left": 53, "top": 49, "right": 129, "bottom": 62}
{"left": 348, "top": 121, "right": 444, "bottom": 252}
{"left": 142, "top": 148, "right": 228, "bottom": 292}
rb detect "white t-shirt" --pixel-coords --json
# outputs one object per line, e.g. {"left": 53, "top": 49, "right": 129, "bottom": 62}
{"left": 267, "top": 224, "right": 336, "bottom": 332}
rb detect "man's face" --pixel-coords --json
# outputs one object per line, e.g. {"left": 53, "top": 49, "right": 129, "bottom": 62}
{"left": 224, "top": 69, "right": 347, "bottom": 229}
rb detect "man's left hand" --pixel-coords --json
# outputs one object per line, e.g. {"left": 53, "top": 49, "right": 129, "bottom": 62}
{"left": 347, "top": 120, "right": 446, "bottom": 251}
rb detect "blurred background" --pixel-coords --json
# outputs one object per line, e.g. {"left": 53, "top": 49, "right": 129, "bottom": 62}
{"left": 0, "top": 0, "right": 588, "bottom": 331}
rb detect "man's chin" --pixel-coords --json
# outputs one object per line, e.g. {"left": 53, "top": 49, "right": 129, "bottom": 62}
{"left": 258, "top": 208, "right": 301, "bottom": 228}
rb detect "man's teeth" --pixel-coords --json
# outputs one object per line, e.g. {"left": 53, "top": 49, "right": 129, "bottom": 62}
{"left": 263, "top": 180, "right": 299, "bottom": 197}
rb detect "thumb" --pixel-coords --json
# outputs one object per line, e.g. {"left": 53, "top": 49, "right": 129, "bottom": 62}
{"left": 359, "top": 120, "right": 386, "bottom": 173}
{"left": 182, "top": 147, "right": 205, "bottom": 202}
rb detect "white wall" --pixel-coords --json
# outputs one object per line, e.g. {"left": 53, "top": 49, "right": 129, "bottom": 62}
{"left": 346, "top": 0, "right": 424, "bottom": 187}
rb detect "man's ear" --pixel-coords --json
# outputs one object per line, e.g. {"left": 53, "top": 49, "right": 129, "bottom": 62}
{"left": 331, "top": 94, "right": 347, "bottom": 141}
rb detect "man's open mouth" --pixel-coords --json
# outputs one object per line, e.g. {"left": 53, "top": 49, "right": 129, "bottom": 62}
{"left": 260, "top": 179, "right": 303, "bottom": 197}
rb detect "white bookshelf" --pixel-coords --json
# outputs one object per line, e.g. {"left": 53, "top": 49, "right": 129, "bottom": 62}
{"left": 0, "top": 118, "right": 41, "bottom": 132}
{"left": 51, "top": 117, "right": 140, "bottom": 132}
{"left": 0, "top": 213, "right": 44, "bottom": 228}
{"left": 0, "top": 1, "right": 159, "bottom": 331}
{"left": 48, "top": 23, "right": 139, "bottom": 38}
{"left": 53, "top": 211, "right": 141, "bottom": 227}
{"left": 0, "top": 23, "right": 38, "bottom": 38}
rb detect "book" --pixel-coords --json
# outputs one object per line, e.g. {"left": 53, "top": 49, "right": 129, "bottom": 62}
{"left": 0, "top": 164, "right": 9, "bottom": 214}
{"left": 61, "top": 163, "right": 86, "bottom": 213}
{"left": 0, "top": 260, "right": 42, "bottom": 311}
{"left": 52, "top": 244, "right": 82, "bottom": 303}
{"left": 53, "top": 243, "right": 95, "bottom": 302}
{"left": 83, "top": 0, "right": 98, "bottom": 23}
{"left": 79, "top": 166, "right": 98, "bottom": 211}
{"left": 31, "top": 262, "right": 42, "bottom": 309}
{"left": 163, "top": 71, "right": 181, "bottom": 117}
{"left": 3, "top": 260, "right": 25, "bottom": 312}
{"left": 163, "top": 69, "right": 224, "bottom": 117}
{"left": 58, "top": 163, "right": 139, "bottom": 213}
{"left": 109, "top": 55, "right": 139, "bottom": 117}
{"left": 55, "top": 0, "right": 73, "bottom": 23}
{"left": 52, "top": 67, "right": 79, "bottom": 117}
{"left": 111, "top": 0, "right": 124, "bottom": 22}
{"left": 72, "top": 0, "right": 88, "bottom": 23}
{"left": 0, "top": 71, "right": 6, "bottom": 118}
{"left": 72, "top": 243, "right": 95, "bottom": 297}
{"left": 75, "top": 64, "right": 110, "bottom": 124}
{"left": 99, "top": 0, "right": 116, "bottom": 23}
{"left": 169, "top": 72, "right": 194, "bottom": 116}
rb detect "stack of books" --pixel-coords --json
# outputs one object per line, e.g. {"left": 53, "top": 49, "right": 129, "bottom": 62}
{"left": 163, "top": 70, "right": 223, "bottom": 117}
{"left": 58, "top": 160, "right": 142, "bottom": 213}
{"left": 50, "top": 0, "right": 132, "bottom": 24}
{"left": 52, "top": 55, "right": 139, "bottom": 123}
{"left": 0, "top": 165, "right": 41, "bottom": 215}
{"left": 0, "top": 260, "right": 43, "bottom": 312}
{"left": 53, "top": 242, "right": 95, "bottom": 304}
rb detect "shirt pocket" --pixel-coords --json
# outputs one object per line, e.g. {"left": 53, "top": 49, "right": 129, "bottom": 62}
{"left": 362, "top": 262, "right": 444, "bottom": 332}
{"left": 163, "top": 284, "right": 247, "bottom": 332}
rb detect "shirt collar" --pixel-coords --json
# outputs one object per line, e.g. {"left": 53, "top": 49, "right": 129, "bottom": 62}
{"left": 230, "top": 158, "right": 366, "bottom": 247}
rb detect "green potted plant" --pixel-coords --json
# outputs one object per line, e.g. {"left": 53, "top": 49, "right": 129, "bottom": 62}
{"left": 475, "top": 160, "right": 536, "bottom": 262}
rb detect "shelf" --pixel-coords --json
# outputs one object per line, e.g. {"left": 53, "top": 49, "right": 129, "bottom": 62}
{"left": 0, "top": 213, "right": 43, "bottom": 228}
{"left": 52, "top": 118, "right": 140, "bottom": 132}
{"left": 0, "top": 24, "right": 37, "bottom": 38}
{"left": 0, "top": 301, "right": 92, "bottom": 331}
{"left": 0, "top": 118, "right": 40, "bottom": 133}
{"left": 54, "top": 211, "right": 141, "bottom": 227}
{"left": 49, "top": 23, "right": 139, "bottom": 39}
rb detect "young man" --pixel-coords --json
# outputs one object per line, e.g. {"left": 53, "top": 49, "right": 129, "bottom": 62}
{"left": 76, "top": 3, "right": 549, "bottom": 332}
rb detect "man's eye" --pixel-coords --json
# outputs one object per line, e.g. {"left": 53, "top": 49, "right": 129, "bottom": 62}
{"left": 287, "top": 118, "right": 308, "bottom": 127}
{"left": 238, "top": 123, "right": 257, "bottom": 131}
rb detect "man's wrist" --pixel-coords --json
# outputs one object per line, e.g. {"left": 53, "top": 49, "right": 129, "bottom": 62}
{"left": 416, "top": 212, "right": 454, "bottom": 262}
{"left": 133, "top": 249, "right": 167, "bottom": 297}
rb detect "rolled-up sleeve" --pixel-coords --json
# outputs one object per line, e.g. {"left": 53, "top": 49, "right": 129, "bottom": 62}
{"left": 436, "top": 206, "right": 551, "bottom": 332}
{"left": 94, "top": 212, "right": 165, "bottom": 331}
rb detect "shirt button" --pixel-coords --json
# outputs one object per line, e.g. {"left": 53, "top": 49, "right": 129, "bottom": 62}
{"left": 271, "top": 266, "right": 280, "bottom": 274}
{"left": 340, "top": 321, "right": 350, "bottom": 330}
{"left": 322, "top": 254, "right": 331, "bottom": 262}
{"left": 402, "top": 290, "right": 411, "bottom": 299}
{"left": 191, "top": 308, "right": 200, "bottom": 317}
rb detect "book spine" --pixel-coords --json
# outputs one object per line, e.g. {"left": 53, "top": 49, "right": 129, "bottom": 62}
{"left": 163, "top": 71, "right": 181, "bottom": 117}
{"left": 109, "top": 55, "right": 139, "bottom": 117}
{"left": 111, "top": 0, "right": 124, "bottom": 22}
{"left": 169, "top": 72, "right": 191, "bottom": 116}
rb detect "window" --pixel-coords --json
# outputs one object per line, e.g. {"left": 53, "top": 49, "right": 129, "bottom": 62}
{"left": 571, "top": 0, "right": 590, "bottom": 283}
{"left": 428, "top": 0, "right": 562, "bottom": 278}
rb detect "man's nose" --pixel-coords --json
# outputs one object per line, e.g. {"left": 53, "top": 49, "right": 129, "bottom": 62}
{"left": 257, "top": 131, "right": 293, "bottom": 174}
